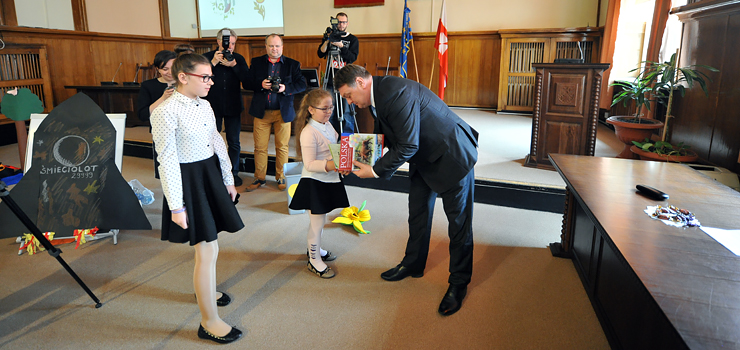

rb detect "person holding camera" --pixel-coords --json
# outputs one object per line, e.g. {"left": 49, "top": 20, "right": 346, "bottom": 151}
{"left": 244, "top": 34, "right": 307, "bottom": 192}
{"left": 318, "top": 12, "right": 358, "bottom": 134}
{"left": 203, "top": 28, "right": 249, "bottom": 187}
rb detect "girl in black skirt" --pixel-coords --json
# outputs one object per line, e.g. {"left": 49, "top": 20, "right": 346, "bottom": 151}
{"left": 289, "top": 89, "right": 350, "bottom": 279}
{"left": 150, "top": 53, "right": 244, "bottom": 344}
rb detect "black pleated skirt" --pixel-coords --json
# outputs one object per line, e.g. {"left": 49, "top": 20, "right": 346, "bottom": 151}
{"left": 161, "top": 155, "right": 244, "bottom": 245}
{"left": 289, "top": 177, "right": 350, "bottom": 214}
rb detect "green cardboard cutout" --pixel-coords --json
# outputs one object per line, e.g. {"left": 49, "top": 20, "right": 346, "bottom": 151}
{"left": 1, "top": 88, "right": 43, "bottom": 121}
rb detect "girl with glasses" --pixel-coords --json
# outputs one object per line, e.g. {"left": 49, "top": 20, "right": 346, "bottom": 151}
{"left": 150, "top": 53, "right": 244, "bottom": 344}
{"left": 289, "top": 88, "right": 350, "bottom": 278}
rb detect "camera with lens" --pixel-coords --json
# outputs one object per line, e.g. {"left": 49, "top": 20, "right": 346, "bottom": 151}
{"left": 267, "top": 75, "right": 281, "bottom": 92}
{"left": 323, "top": 16, "right": 346, "bottom": 44}
{"left": 220, "top": 29, "right": 235, "bottom": 61}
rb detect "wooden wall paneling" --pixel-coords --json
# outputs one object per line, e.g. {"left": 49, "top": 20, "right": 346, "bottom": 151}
{"left": 71, "top": 0, "right": 88, "bottom": 32}
{"left": 0, "top": 0, "right": 17, "bottom": 27}
{"left": 672, "top": 1, "right": 740, "bottom": 173}
{"left": 448, "top": 34, "right": 499, "bottom": 107}
{"left": 159, "top": 0, "right": 170, "bottom": 38}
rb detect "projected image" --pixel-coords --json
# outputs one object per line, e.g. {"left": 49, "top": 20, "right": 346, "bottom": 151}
{"left": 199, "top": 0, "right": 284, "bottom": 37}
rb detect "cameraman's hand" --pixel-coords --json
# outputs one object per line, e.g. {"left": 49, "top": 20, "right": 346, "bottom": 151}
{"left": 212, "top": 51, "right": 224, "bottom": 66}
{"left": 262, "top": 79, "right": 272, "bottom": 90}
{"left": 331, "top": 41, "right": 344, "bottom": 49}
{"left": 222, "top": 59, "right": 236, "bottom": 67}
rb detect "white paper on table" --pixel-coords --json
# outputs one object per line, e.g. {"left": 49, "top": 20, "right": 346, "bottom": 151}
{"left": 700, "top": 227, "right": 740, "bottom": 256}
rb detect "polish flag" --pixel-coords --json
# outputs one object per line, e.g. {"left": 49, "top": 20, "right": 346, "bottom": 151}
{"left": 434, "top": 0, "right": 448, "bottom": 100}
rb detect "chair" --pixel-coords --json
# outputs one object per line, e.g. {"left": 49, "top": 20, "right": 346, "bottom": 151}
{"left": 375, "top": 63, "right": 398, "bottom": 76}
{"left": 137, "top": 63, "right": 157, "bottom": 82}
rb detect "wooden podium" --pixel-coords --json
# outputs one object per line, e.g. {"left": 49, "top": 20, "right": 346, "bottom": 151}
{"left": 524, "top": 63, "right": 609, "bottom": 170}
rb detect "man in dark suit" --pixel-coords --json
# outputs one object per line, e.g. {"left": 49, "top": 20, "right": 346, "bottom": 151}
{"left": 334, "top": 64, "right": 478, "bottom": 316}
{"left": 244, "top": 34, "right": 307, "bottom": 191}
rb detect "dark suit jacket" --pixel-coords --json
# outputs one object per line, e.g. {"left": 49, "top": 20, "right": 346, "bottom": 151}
{"left": 372, "top": 75, "right": 479, "bottom": 193}
{"left": 245, "top": 55, "right": 307, "bottom": 123}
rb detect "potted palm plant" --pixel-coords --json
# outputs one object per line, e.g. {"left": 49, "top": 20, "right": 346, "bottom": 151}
{"left": 608, "top": 51, "right": 718, "bottom": 161}
{"left": 607, "top": 74, "right": 665, "bottom": 158}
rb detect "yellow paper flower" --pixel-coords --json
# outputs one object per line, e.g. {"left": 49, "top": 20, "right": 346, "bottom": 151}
{"left": 332, "top": 201, "right": 371, "bottom": 234}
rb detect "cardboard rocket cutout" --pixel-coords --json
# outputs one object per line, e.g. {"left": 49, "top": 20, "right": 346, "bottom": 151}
{"left": 0, "top": 93, "right": 151, "bottom": 239}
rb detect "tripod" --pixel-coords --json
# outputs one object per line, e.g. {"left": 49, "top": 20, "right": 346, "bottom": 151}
{"left": 0, "top": 180, "right": 103, "bottom": 308}
{"left": 322, "top": 46, "right": 356, "bottom": 134}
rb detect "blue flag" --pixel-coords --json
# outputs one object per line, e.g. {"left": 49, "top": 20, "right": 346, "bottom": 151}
{"left": 400, "top": 0, "right": 413, "bottom": 78}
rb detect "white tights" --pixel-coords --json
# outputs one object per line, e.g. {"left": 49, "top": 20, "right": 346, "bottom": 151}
{"left": 307, "top": 211, "right": 328, "bottom": 271}
{"left": 194, "top": 240, "right": 231, "bottom": 336}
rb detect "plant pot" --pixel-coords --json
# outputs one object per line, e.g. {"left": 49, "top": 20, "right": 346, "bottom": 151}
{"left": 606, "top": 116, "right": 664, "bottom": 159}
{"left": 629, "top": 145, "right": 699, "bottom": 163}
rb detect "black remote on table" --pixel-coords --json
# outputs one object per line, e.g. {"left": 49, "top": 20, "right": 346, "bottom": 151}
{"left": 636, "top": 184, "right": 669, "bottom": 200}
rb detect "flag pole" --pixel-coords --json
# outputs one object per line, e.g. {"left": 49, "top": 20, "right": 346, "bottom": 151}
{"left": 410, "top": 39, "right": 420, "bottom": 82}
{"left": 428, "top": 52, "right": 436, "bottom": 89}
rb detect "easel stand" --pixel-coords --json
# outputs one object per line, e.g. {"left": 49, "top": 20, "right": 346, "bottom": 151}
{"left": 0, "top": 180, "right": 103, "bottom": 308}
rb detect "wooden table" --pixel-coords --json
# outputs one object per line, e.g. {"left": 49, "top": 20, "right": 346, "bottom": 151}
{"left": 549, "top": 154, "right": 740, "bottom": 350}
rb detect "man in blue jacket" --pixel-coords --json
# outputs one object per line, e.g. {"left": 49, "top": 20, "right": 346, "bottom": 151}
{"left": 244, "top": 34, "right": 307, "bottom": 191}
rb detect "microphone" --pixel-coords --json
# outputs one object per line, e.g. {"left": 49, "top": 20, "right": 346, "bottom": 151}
{"left": 101, "top": 62, "right": 122, "bottom": 85}
{"left": 385, "top": 56, "right": 391, "bottom": 76}
{"left": 124, "top": 64, "right": 142, "bottom": 86}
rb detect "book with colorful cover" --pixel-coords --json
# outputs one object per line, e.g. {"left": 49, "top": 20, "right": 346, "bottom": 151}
{"left": 329, "top": 133, "right": 384, "bottom": 171}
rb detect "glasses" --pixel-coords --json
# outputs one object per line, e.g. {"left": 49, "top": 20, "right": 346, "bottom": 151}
{"left": 312, "top": 106, "right": 335, "bottom": 112}
{"left": 183, "top": 72, "right": 215, "bottom": 83}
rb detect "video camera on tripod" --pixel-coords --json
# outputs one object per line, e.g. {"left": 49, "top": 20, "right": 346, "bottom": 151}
{"left": 220, "top": 29, "right": 235, "bottom": 62}
{"left": 323, "top": 17, "right": 347, "bottom": 50}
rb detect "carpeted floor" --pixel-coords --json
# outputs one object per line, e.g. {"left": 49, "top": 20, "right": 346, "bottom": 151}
{"left": 0, "top": 111, "right": 611, "bottom": 349}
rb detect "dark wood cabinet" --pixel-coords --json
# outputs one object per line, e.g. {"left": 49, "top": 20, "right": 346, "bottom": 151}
{"left": 524, "top": 63, "right": 609, "bottom": 170}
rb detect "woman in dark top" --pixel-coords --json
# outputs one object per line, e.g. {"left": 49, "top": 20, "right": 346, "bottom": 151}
{"left": 136, "top": 50, "right": 178, "bottom": 178}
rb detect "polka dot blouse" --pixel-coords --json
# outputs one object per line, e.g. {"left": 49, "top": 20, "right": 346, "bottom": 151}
{"left": 151, "top": 90, "right": 234, "bottom": 210}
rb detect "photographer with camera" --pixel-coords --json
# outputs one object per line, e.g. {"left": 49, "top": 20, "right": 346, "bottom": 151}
{"left": 244, "top": 34, "right": 307, "bottom": 192}
{"left": 318, "top": 12, "right": 358, "bottom": 134}
{"left": 203, "top": 28, "right": 249, "bottom": 186}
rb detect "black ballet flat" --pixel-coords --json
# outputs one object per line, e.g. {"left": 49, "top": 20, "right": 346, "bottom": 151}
{"left": 194, "top": 291, "right": 231, "bottom": 307}
{"left": 197, "top": 324, "right": 242, "bottom": 344}
{"left": 216, "top": 292, "right": 231, "bottom": 307}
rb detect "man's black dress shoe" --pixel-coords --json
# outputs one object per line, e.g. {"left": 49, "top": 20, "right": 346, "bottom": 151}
{"left": 197, "top": 324, "right": 242, "bottom": 344}
{"left": 438, "top": 284, "right": 467, "bottom": 316}
{"left": 380, "top": 264, "right": 423, "bottom": 281}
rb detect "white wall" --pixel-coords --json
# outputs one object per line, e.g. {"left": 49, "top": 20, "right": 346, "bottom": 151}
{"left": 86, "top": 0, "right": 161, "bottom": 36}
{"left": 168, "top": 0, "right": 199, "bottom": 38}
{"left": 15, "top": 0, "right": 74, "bottom": 31}
{"left": 285, "top": 0, "right": 601, "bottom": 37}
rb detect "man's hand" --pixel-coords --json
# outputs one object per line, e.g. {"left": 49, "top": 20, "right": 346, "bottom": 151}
{"left": 222, "top": 58, "right": 237, "bottom": 67}
{"left": 262, "top": 79, "right": 272, "bottom": 90}
{"left": 172, "top": 211, "right": 188, "bottom": 229}
{"left": 278, "top": 84, "right": 286, "bottom": 93}
{"left": 211, "top": 51, "right": 224, "bottom": 66}
{"left": 352, "top": 160, "right": 374, "bottom": 178}
{"left": 331, "top": 41, "right": 344, "bottom": 49}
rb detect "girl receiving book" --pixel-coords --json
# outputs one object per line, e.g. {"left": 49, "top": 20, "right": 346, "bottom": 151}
{"left": 150, "top": 53, "right": 244, "bottom": 344}
{"left": 289, "top": 88, "right": 350, "bottom": 279}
